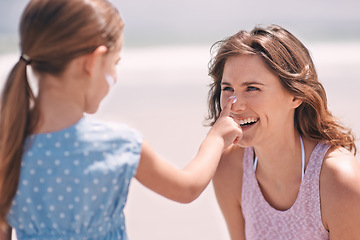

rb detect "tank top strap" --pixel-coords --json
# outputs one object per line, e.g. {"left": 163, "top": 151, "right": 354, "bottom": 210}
{"left": 242, "top": 147, "right": 255, "bottom": 176}
{"left": 303, "top": 141, "right": 331, "bottom": 183}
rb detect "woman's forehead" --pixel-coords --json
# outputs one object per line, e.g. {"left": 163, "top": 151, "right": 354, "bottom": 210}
{"left": 222, "top": 55, "right": 277, "bottom": 85}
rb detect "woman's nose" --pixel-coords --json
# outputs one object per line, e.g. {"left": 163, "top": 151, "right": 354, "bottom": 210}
{"left": 230, "top": 94, "right": 246, "bottom": 112}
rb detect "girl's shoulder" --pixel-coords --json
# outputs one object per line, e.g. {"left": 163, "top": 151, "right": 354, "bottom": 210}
{"left": 26, "top": 117, "right": 143, "bottom": 156}
{"left": 30, "top": 117, "right": 141, "bottom": 141}
{"left": 77, "top": 117, "right": 142, "bottom": 141}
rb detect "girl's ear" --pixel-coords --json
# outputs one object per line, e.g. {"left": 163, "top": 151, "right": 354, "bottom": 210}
{"left": 291, "top": 96, "right": 303, "bottom": 109}
{"left": 83, "top": 45, "right": 108, "bottom": 76}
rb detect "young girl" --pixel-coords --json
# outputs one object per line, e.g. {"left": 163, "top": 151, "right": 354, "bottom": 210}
{"left": 209, "top": 24, "right": 360, "bottom": 240}
{"left": 0, "top": 0, "right": 242, "bottom": 239}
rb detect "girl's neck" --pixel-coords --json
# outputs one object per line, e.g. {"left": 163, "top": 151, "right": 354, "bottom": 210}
{"left": 34, "top": 106, "right": 84, "bottom": 134}
{"left": 33, "top": 76, "right": 85, "bottom": 134}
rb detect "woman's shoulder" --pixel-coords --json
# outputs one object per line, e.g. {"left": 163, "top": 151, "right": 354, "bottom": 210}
{"left": 320, "top": 147, "right": 360, "bottom": 236}
{"left": 218, "top": 144, "right": 245, "bottom": 172}
{"left": 321, "top": 147, "right": 359, "bottom": 183}
{"left": 213, "top": 145, "right": 245, "bottom": 194}
{"left": 320, "top": 147, "right": 360, "bottom": 194}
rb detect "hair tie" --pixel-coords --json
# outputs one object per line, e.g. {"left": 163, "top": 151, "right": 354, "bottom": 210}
{"left": 20, "top": 54, "right": 32, "bottom": 65}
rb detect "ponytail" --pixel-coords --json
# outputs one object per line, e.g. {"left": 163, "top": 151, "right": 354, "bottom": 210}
{"left": 0, "top": 58, "right": 37, "bottom": 228}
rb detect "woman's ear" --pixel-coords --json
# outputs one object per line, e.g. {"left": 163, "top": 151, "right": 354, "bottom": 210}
{"left": 83, "top": 45, "right": 108, "bottom": 76}
{"left": 291, "top": 96, "right": 303, "bottom": 109}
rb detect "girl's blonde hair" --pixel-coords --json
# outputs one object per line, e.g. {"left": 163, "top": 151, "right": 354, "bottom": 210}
{"left": 207, "top": 24, "right": 356, "bottom": 154}
{"left": 0, "top": 0, "right": 124, "bottom": 227}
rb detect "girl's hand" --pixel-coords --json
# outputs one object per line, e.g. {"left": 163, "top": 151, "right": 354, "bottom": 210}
{"left": 135, "top": 96, "right": 243, "bottom": 203}
{"left": 208, "top": 96, "right": 242, "bottom": 150}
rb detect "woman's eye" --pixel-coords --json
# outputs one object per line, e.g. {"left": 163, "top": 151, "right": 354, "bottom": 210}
{"left": 221, "top": 86, "right": 234, "bottom": 91}
{"left": 247, "top": 86, "right": 259, "bottom": 91}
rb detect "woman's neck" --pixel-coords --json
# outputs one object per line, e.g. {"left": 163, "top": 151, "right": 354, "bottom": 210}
{"left": 253, "top": 130, "right": 303, "bottom": 182}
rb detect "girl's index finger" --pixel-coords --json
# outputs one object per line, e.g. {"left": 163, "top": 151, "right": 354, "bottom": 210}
{"left": 219, "top": 96, "right": 237, "bottom": 118}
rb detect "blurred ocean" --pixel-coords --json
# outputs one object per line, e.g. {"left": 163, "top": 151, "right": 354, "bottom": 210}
{"left": 1, "top": 42, "right": 360, "bottom": 138}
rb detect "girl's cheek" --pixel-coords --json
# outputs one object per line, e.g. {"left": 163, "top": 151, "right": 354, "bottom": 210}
{"left": 105, "top": 74, "right": 116, "bottom": 88}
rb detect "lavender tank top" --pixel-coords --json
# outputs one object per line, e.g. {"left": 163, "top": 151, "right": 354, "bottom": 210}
{"left": 241, "top": 142, "right": 330, "bottom": 240}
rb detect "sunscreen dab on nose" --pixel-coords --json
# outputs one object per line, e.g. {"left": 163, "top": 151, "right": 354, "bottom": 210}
{"left": 105, "top": 74, "right": 115, "bottom": 88}
{"left": 230, "top": 96, "right": 237, "bottom": 103}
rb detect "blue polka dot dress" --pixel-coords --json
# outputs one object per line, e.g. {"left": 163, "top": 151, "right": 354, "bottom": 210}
{"left": 7, "top": 117, "right": 143, "bottom": 239}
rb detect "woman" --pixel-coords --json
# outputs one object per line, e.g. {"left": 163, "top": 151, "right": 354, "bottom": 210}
{"left": 208, "top": 24, "right": 360, "bottom": 239}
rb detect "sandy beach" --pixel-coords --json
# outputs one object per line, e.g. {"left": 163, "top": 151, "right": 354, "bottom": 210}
{"left": 1, "top": 42, "right": 360, "bottom": 239}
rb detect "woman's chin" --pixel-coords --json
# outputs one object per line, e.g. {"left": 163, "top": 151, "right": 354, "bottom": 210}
{"left": 235, "top": 139, "right": 253, "bottom": 148}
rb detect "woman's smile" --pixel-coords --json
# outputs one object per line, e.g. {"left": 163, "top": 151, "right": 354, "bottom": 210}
{"left": 230, "top": 115, "right": 260, "bottom": 129}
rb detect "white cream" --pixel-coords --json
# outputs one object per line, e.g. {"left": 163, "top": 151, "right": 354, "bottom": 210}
{"left": 105, "top": 74, "right": 115, "bottom": 89}
{"left": 232, "top": 96, "right": 237, "bottom": 103}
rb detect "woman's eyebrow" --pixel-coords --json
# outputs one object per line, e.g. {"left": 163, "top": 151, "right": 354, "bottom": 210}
{"left": 241, "top": 81, "right": 265, "bottom": 86}
{"left": 220, "top": 82, "right": 231, "bottom": 86}
{"left": 220, "top": 81, "right": 265, "bottom": 86}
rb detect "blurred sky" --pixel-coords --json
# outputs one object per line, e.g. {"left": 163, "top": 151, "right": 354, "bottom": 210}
{"left": 1, "top": 0, "right": 360, "bottom": 52}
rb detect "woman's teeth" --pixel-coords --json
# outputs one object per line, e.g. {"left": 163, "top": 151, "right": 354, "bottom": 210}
{"left": 239, "top": 118, "right": 258, "bottom": 127}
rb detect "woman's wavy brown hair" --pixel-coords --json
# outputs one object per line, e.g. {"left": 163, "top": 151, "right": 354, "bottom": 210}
{"left": 207, "top": 24, "right": 356, "bottom": 155}
{"left": 0, "top": 0, "right": 124, "bottom": 228}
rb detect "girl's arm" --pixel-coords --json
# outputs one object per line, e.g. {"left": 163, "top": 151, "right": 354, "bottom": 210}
{"left": 0, "top": 226, "right": 11, "bottom": 240}
{"left": 135, "top": 96, "right": 242, "bottom": 203}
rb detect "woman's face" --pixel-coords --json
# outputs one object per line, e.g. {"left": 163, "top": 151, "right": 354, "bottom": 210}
{"left": 220, "top": 54, "right": 301, "bottom": 148}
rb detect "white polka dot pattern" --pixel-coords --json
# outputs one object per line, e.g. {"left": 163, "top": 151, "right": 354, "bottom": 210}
{"left": 7, "top": 117, "right": 142, "bottom": 240}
